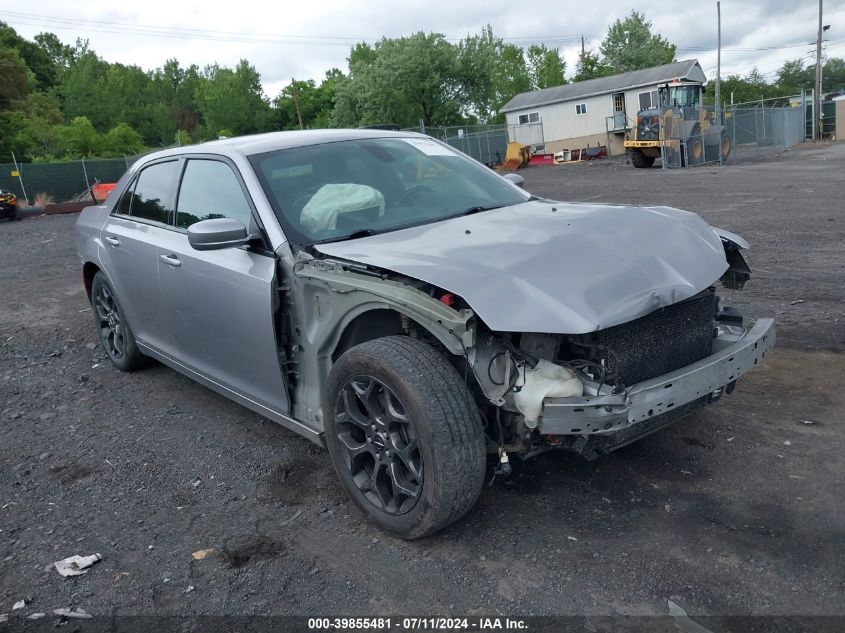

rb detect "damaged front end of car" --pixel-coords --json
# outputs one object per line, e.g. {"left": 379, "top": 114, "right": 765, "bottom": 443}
{"left": 467, "top": 297, "right": 773, "bottom": 464}
{"left": 291, "top": 240, "right": 772, "bottom": 464}
{"left": 303, "top": 201, "right": 774, "bottom": 462}
{"left": 460, "top": 235, "right": 769, "bottom": 465}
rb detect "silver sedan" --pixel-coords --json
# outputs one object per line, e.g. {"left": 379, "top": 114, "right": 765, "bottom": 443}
{"left": 77, "top": 130, "right": 773, "bottom": 538}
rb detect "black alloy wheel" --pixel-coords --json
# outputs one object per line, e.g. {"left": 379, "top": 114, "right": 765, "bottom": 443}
{"left": 325, "top": 336, "right": 486, "bottom": 539}
{"left": 89, "top": 271, "right": 148, "bottom": 371}
{"left": 335, "top": 375, "right": 423, "bottom": 515}
{"left": 94, "top": 282, "right": 125, "bottom": 360}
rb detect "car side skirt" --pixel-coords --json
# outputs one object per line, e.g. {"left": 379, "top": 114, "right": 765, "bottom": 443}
{"left": 137, "top": 342, "right": 325, "bottom": 447}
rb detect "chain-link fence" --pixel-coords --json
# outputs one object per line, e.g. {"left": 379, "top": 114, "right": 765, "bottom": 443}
{"left": 403, "top": 125, "right": 511, "bottom": 167}
{"left": 658, "top": 104, "right": 805, "bottom": 169}
{"left": 0, "top": 156, "right": 139, "bottom": 205}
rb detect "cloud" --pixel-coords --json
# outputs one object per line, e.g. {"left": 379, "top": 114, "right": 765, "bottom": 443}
{"left": 6, "top": 0, "right": 845, "bottom": 96}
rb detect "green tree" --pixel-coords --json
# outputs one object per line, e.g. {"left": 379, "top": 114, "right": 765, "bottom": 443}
{"left": 0, "top": 47, "right": 32, "bottom": 109}
{"left": 102, "top": 122, "right": 145, "bottom": 156}
{"left": 274, "top": 69, "right": 345, "bottom": 130}
{"left": 333, "top": 29, "right": 521, "bottom": 127}
{"left": 57, "top": 116, "right": 102, "bottom": 158}
{"left": 195, "top": 60, "right": 272, "bottom": 138}
{"left": 156, "top": 60, "right": 204, "bottom": 134}
{"left": 824, "top": 58, "right": 845, "bottom": 95}
{"left": 348, "top": 42, "right": 377, "bottom": 68}
{"left": 275, "top": 78, "right": 317, "bottom": 129}
{"left": 60, "top": 50, "right": 111, "bottom": 127}
{"left": 705, "top": 69, "right": 770, "bottom": 106}
{"left": 174, "top": 129, "right": 192, "bottom": 145}
{"left": 450, "top": 26, "right": 500, "bottom": 122}
{"left": 333, "top": 32, "right": 466, "bottom": 127}
{"left": 525, "top": 44, "right": 566, "bottom": 89}
{"left": 33, "top": 32, "right": 76, "bottom": 72}
{"left": 774, "top": 57, "right": 845, "bottom": 97}
{"left": 599, "top": 11, "right": 676, "bottom": 73}
{"left": 489, "top": 43, "right": 532, "bottom": 121}
{"left": 574, "top": 49, "right": 614, "bottom": 82}
{"left": 8, "top": 92, "right": 63, "bottom": 159}
{"left": 774, "top": 59, "right": 813, "bottom": 95}
{"left": 0, "top": 21, "right": 57, "bottom": 90}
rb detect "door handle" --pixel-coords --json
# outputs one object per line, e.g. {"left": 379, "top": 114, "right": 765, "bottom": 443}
{"left": 104, "top": 236, "right": 120, "bottom": 247}
{"left": 159, "top": 254, "right": 182, "bottom": 267}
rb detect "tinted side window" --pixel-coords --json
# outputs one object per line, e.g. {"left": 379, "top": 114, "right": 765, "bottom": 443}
{"left": 115, "top": 179, "right": 134, "bottom": 215}
{"left": 176, "top": 160, "right": 252, "bottom": 229}
{"left": 131, "top": 161, "right": 178, "bottom": 225}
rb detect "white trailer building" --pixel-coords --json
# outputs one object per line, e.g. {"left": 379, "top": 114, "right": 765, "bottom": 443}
{"left": 500, "top": 59, "right": 707, "bottom": 156}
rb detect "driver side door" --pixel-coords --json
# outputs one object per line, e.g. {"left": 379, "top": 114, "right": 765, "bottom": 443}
{"left": 154, "top": 157, "right": 289, "bottom": 414}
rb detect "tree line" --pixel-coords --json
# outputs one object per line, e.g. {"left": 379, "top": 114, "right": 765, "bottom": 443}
{"left": 1, "top": 11, "right": 842, "bottom": 162}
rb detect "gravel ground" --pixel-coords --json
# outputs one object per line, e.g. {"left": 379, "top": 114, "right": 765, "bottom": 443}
{"left": 1, "top": 142, "right": 843, "bottom": 624}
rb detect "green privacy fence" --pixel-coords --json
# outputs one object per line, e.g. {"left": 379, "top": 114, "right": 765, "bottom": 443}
{"left": 0, "top": 156, "right": 139, "bottom": 205}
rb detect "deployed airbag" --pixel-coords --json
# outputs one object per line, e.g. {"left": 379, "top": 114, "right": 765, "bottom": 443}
{"left": 300, "top": 184, "right": 385, "bottom": 233}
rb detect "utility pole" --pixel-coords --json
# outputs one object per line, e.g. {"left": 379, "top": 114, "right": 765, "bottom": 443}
{"left": 814, "top": 0, "right": 823, "bottom": 140}
{"left": 579, "top": 36, "right": 586, "bottom": 80}
{"left": 715, "top": 1, "right": 722, "bottom": 127}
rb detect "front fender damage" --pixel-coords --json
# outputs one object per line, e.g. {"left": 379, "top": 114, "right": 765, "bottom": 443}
{"left": 294, "top": 259, "right": 475, "bottom": 353}
{"left": 285, "top": 257, "right": 477, "bottom": 427}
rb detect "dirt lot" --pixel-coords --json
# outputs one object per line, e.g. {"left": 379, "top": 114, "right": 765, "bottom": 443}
{"left": 1, "top": 142, "right": 843, "bottom": 625}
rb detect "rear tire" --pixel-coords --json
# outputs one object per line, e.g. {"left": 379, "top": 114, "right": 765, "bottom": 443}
{"left": 687, "top": 138, "right": 705, "bottom": 165}
{"left": 630, "top": 150, "right": 655, "bottom": 169}
{"left": 324, "top": 336, "right": 486, "bottom": 539}
{"left": 720, "top": 132, "right": 732, "bottom": 160}
{"left": 90, "top": 271, "right": 148, "bottom": 371}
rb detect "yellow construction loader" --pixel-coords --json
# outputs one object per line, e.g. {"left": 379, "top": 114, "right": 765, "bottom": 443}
{"left": 624, "top": 82, "right": 732, "bottom": 168}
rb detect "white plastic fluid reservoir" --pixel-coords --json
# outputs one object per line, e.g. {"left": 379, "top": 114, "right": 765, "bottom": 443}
{"left": 513, "top": 360, "right": 583, "bottom": 427}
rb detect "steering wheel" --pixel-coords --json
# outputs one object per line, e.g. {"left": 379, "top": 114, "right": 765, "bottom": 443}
{"left": 396, "top": 184, "right": 434, "bottom": 207}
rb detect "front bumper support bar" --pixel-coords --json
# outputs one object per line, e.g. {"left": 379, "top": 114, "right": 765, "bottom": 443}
{"left": 539, "top": 318, "right": 775, "bottom": 436}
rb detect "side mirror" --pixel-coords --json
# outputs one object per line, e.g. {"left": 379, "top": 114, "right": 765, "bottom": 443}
{"left": 187, "top": 218, "right": 250, "bottom": 251}
{"left": 503, "top": 173, "right": 525, "bottom": 188}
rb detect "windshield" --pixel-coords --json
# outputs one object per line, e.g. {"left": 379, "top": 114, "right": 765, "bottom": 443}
{"left": 249, "top": 137, "right": 529, "bottom": 245}
{"left": 659, "top": 85, "right": 701, "bottom": 108}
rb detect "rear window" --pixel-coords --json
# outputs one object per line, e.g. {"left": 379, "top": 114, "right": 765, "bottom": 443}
{"left": 128, "top": 161, "right": 178, "bottom": 225}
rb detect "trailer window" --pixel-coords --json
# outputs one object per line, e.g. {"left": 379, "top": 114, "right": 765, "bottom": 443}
{"left": 575, "top": 103, "right": 587, "bottom": 115}
{"left": 639, "top": 90, "right": 659, "bottom": 110}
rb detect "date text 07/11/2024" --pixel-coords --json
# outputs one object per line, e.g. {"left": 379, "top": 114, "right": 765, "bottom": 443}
{"left": 307, "top": 617, "right": 528, "bottom": 630}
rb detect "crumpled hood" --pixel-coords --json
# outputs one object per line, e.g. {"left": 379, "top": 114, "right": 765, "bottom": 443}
{"left": 315, "top": 200, "right": 729, "bottom": 334}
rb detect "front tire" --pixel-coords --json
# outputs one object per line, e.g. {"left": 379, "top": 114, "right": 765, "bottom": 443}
{"left": 325, "top": 336, "right": 486, "bottom": 539}
{"left": 90, "top": 271, "right": 148, "bottom": 371}
{"left": 629, "top": 149, "right": 656, "bottom": 169}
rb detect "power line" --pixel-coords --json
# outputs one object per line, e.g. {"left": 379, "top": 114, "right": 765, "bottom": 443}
{"left": 0, "top": 10, "right": 598, "bottom": 47}
{"left": 8, "top": 9, "right": 842, "bottom": 55}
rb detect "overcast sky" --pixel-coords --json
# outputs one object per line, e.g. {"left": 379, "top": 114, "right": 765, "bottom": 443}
{"left": 4, "top": 0, "right": 845, "bottom": 98}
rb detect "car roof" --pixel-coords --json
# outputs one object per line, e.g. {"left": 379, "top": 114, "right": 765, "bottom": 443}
{"left": 141, "top": 129, "right": 428, "bottom": 162}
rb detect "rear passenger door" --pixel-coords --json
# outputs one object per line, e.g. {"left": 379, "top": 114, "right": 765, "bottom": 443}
{"left": 154, "top": 157, "right": 289, "bottom": 413}
{"left": 100, "top": 160, "right": 179, "bottom": 352}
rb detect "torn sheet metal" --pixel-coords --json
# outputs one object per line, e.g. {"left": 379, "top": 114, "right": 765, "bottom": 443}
{"left": 316, "top": 200, "right": 730, "bottom": 334}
